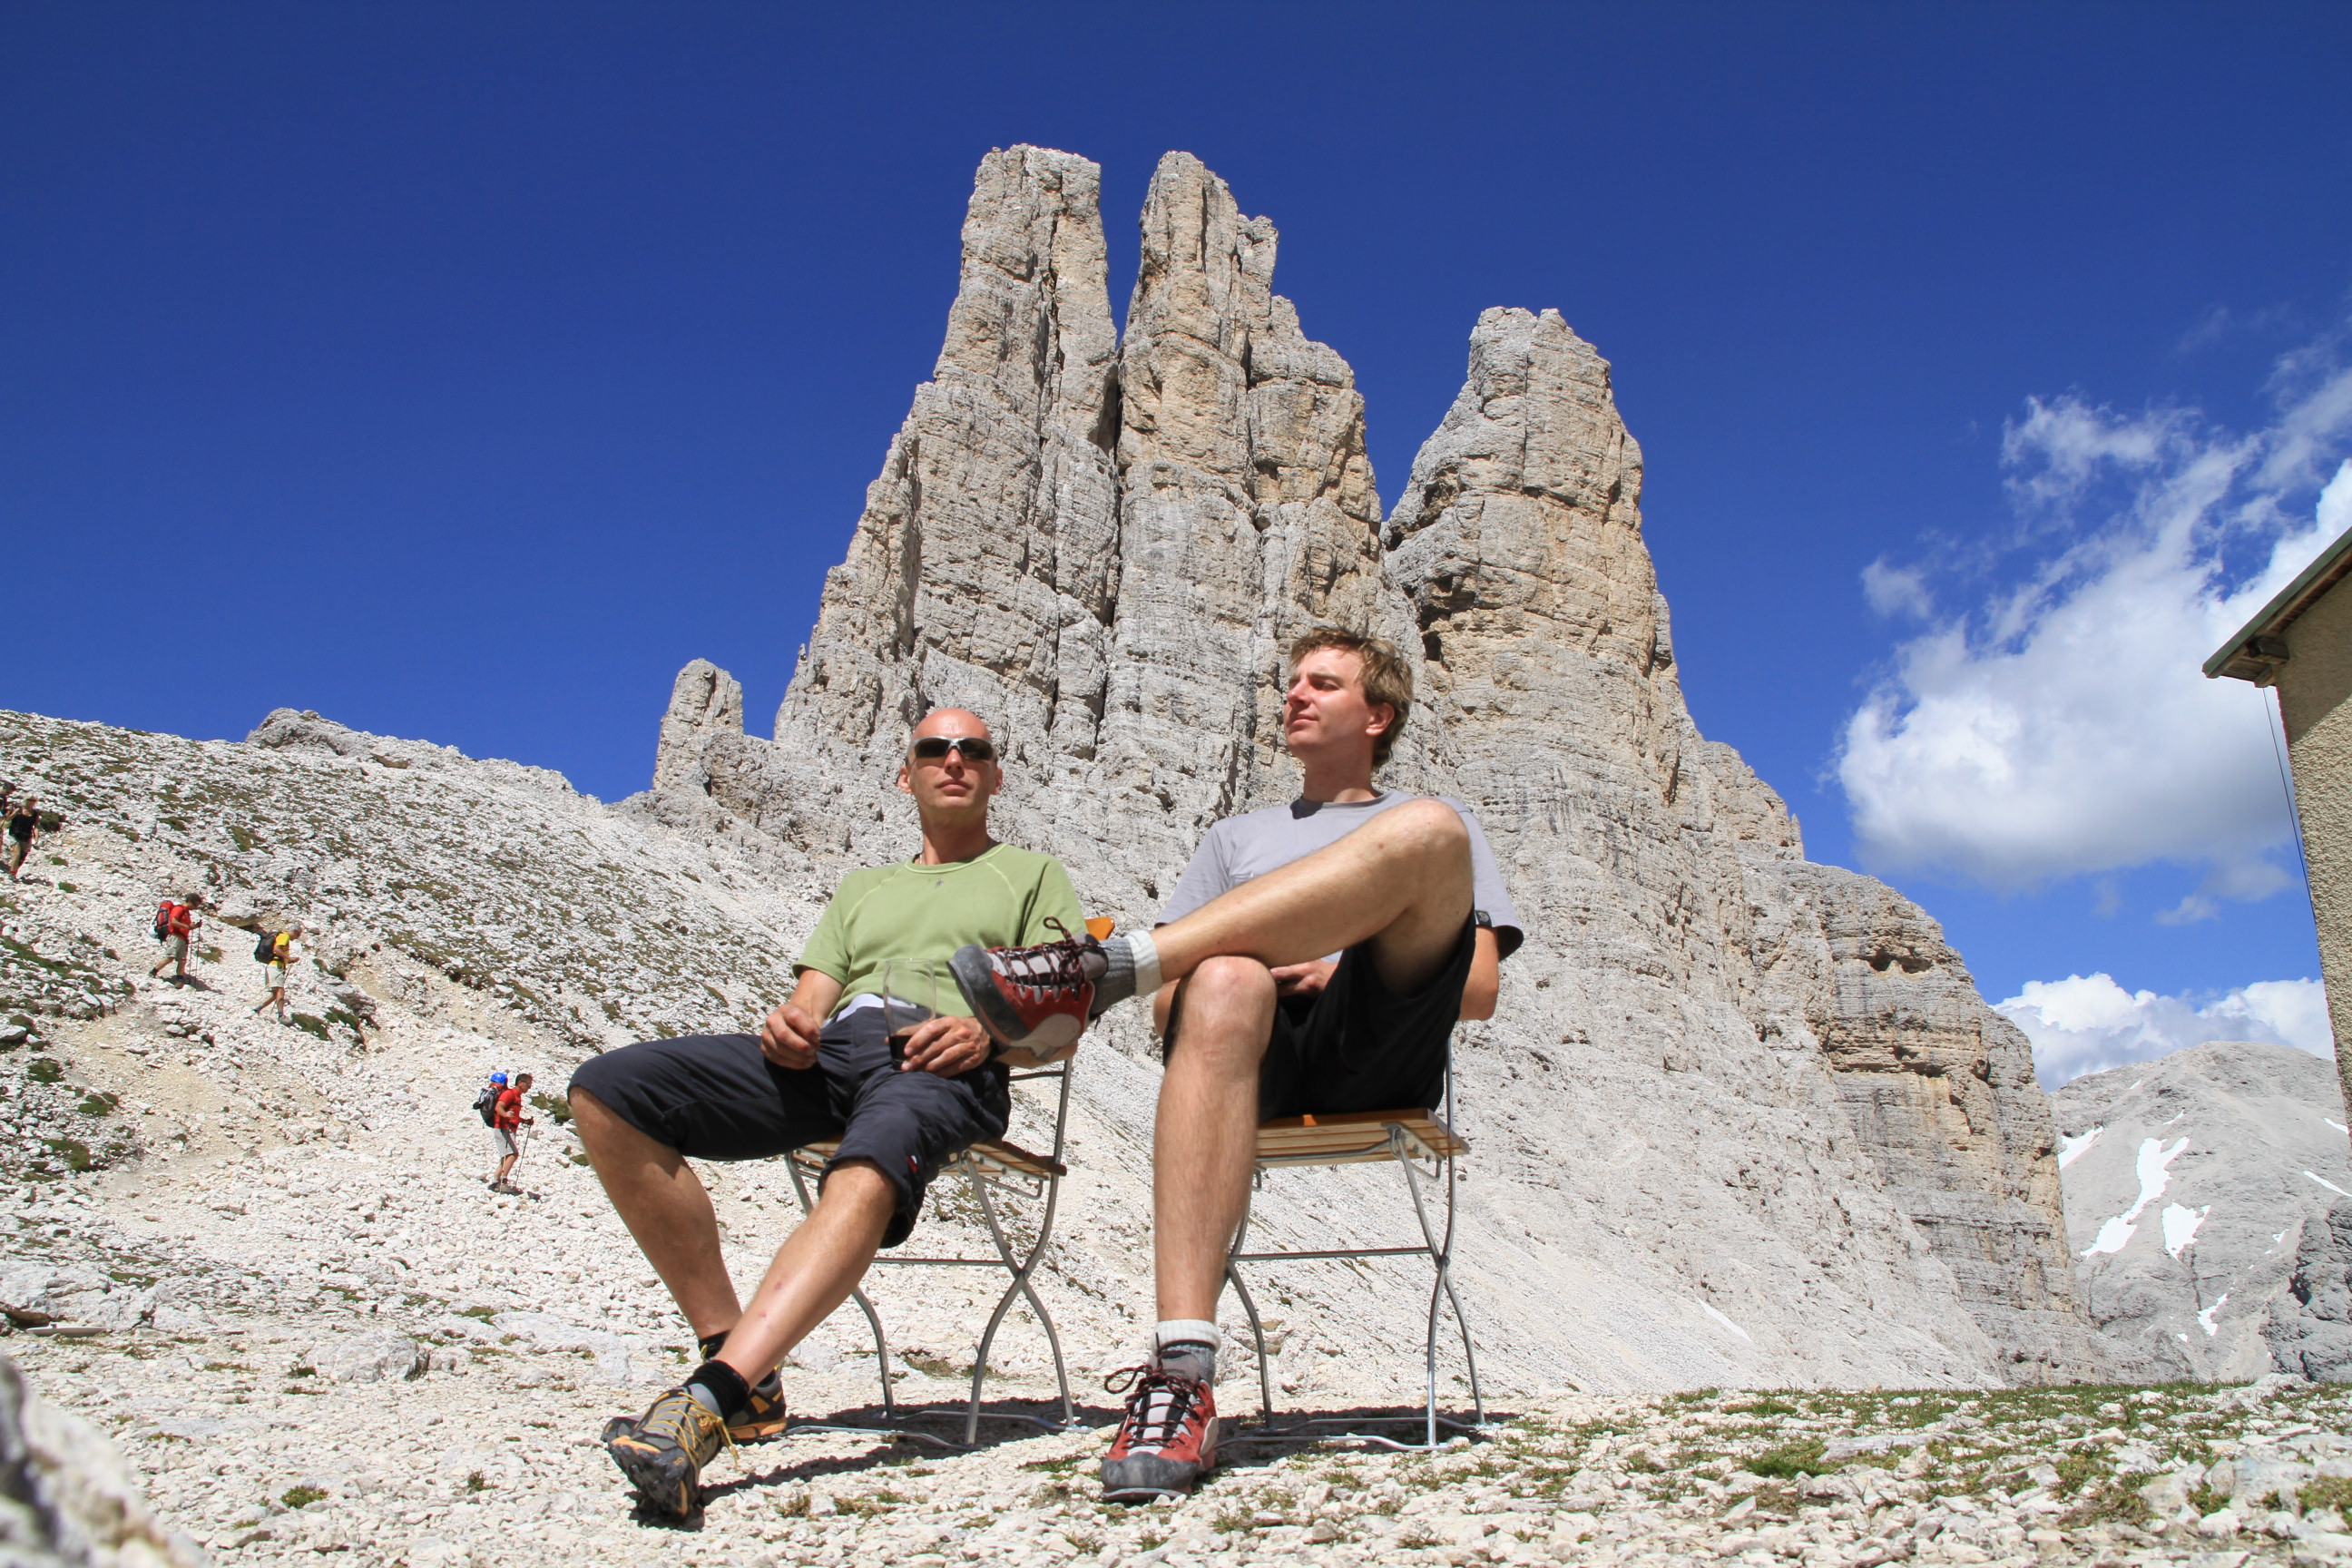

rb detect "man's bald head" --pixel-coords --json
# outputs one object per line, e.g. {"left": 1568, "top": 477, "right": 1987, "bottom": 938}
{"left": 913, "top": 709, "right": 993, "bottom": 743}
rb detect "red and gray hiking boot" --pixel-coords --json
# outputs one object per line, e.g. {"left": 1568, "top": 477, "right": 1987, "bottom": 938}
{"left": 949, "top": 930, "right": 1101, "bottom": 1058}
{"left": 1099, "top": 1365, "right": 1220, "bottom": 1502}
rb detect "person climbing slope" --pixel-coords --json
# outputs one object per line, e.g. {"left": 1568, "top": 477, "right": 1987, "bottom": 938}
{"left": 491, "top": 1072, "right": 535, "bottom": 1194}
{"left": 6, "top": 795, "right": 41, "bottom": 882}
{"left": 250, "top": 924, "right": 299, "bottom": 1023}
{"left": 150, "top": 897, "right": 200, "bottom": 982}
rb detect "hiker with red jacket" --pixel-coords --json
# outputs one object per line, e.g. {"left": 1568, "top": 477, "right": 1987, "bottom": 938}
{"left": 150, "top": 897, "right": 201, "bottom": 982}
{"left": 490, "top": 1072, "right": 534, "bottom": 1194}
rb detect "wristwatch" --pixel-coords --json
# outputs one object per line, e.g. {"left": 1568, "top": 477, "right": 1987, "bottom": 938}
{"left": 1472, "top": 909, "right": 1494, "bottom": 930}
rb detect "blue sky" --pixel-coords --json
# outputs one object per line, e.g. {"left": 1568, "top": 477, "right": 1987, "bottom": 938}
{"left": 6, "top": 3, "right": 2349, "bottom": 1073}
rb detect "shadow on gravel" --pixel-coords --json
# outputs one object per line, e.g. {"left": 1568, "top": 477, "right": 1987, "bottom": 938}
{"left": 619, "top": 1396, "right": 1519, "bottom": 1526}
{"left": 687, "top": 1396, "right": 1128, "bottom": 1503}
{"left": 1215, "top": 1405, "right": 1521, "bottom": 1474}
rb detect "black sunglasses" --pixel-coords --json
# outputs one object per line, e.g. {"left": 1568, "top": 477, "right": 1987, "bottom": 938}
{"left": 910, "top": 735, "right": 997, "bottom": 763}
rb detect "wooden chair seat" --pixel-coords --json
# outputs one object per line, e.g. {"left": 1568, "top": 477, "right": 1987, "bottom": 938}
{"left": 1253, "top": 1109, "right": 1466, "bottom": 1167}
{"left": 793, "top": 1137, "right": 1067, "bottom": 1181}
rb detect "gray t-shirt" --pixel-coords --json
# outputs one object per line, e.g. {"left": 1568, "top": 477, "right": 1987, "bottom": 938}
{"left": 1159, "top": 792, "right": 1524, "bottom": 960}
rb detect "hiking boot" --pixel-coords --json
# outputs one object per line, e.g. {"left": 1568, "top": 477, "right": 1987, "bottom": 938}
{"left": 728, "top": 1372, "right": 789, "bottom": 1444}
{"left": 1099, "top": 1365, "right": 1219, "bottom": 1502}
{"left": 948, "top": 933, "right": 1100, "bottom": 1056}
{"left": 603, "top": 1385, "right": 730, "bottom": 1518}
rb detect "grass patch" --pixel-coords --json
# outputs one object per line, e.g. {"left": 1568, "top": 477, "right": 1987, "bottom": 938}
{"left": 2304, "top": 1476, "right": 2352, "bottom": 1516}
{"left": 2053, "top": 1453, "right": 2102, "bottom": 1495}
{"left": 281, "top": 1485, "right": 328, "bottom": 1509}
{"left": 77, "top": 1091, "right": 118, "bottom": 1117}
{"left": 2070, "top": 1471, "right": 2156, "bottom": 1527}
{"left": 466, "top": 1471, "right": 490, "bottom": 1493}
{"left": 530, "top": 1091, "right": 572, "bottom": 1125}
{"left": 27, "top": 1058, "right": 63, "bottom": 1083}
{"left": 1746, "top": 1438, "right": 1828, "bottom": 1479}
{"left": 289, "top": 1014, "right": 329, "bottom": 1041}
{"left": 43, "top": 1137, "right": 92, "bottom": 1171}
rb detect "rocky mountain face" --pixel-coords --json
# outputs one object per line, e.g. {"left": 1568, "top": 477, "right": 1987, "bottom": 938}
{"left": 651, "top": 144, "right": 2099, "bottom": 1387}
{"left": 2052, "top": 1041, "right": 2352, "bottom": 1382}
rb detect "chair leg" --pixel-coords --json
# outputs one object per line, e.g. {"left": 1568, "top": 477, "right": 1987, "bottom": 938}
{"left": 966, "top": 1163, "right": 1075, "bottom": 1444}
{"left": 1223, "top": 1187, "right": 1277, "bottom": 1427}
{"left": 1434, "top": 1122, "right": 1485, "bottom": 1426}
{"left": 1395, "top": 1131, "right": 1485, "bottom": 1444}
{"left": 848, "top": 1284, "right": 897, "bottom": 1419}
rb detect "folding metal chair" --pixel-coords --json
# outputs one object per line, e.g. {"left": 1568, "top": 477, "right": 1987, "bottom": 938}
{"left": 781, "top": 1057, "right": 1080, "bottom": 1446}
{"left": 1221, "top": 1061, "right": 1488, "bottom": 1451}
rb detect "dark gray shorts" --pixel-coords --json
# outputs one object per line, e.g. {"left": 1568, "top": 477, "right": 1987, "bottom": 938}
{"left": 567, "top": 1007, "right": 1008, "bottom": 1248}
{"left": 1166, "top": 917, "right": 1475, "bottom": 1121}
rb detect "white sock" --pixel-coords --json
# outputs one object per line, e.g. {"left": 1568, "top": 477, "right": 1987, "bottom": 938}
{"left": 1152, "top": 1318, "right": 1220, "bottom": 1383}
{"left": 1127, "top": 929, "right": 1162, "bottom": 996}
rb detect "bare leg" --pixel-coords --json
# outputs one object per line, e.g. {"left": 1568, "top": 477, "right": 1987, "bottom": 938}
{"left": 713, "top": 1161, "right": 894, "bottom": 1383}
{"left": 1151, "top": 799, "right": 1475, "bottom": 994}
{"left": 573, "top": 1087, "right": 741, "bottom": 1340}
{"left": 573, "top": 1087, "right": 897, "bottom": 1379}
{"left": 1152, "top": 957, "right": 1278, "bottom": 1321}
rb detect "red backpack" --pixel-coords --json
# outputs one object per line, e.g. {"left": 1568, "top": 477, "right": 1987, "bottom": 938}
{"left": 152, "top": 902, "right": 181, "bottom": 942}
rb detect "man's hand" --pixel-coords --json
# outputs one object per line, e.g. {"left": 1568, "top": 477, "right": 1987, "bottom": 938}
{"left": 758, "top": 1001, "right": 822, "bottom": 1070}
{"left": 899, "top": 1013, "right": 992, "bottom": 1077}
{"left": 1269, "top": 959, "right": 1338, "bottom": 999}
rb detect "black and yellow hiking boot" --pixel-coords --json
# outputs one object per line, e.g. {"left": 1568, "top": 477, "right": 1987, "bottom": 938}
{"left": 602, "top": 1385, "right": 731, "bottom": 1519}
{"left": 689, "top": 1332, "right": 790, "bottom": 1444}
{"left": 727, "top": 1371, "right": 789, "bottom": 1444}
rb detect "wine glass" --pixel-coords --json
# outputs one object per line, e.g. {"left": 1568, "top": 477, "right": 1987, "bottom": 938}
{"left": 880, "top": 958, "right": 937, "bottom": 1067}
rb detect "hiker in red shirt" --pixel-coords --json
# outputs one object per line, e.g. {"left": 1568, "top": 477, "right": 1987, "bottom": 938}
{"left": 490, "top": 1072, "right": 534, "bottom": 1194}
{"left": 149, "top": 897, "right": 201, "bottom": 983}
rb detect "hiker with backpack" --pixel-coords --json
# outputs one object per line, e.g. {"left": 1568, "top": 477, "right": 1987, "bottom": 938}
{"left": 5, "top": 795, "right": 40, "bottom": 882}
{"left": 489, "top": 1072, "right": 534, "bottom": 1194}
{"left": 149, "top": 897, "right": 201, "bottom": 982}
{"left": 249, "top": 924, "right": 299, "bottom": 1022}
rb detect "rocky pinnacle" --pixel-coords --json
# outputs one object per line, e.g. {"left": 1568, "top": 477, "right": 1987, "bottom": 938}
{"left": 652, "top": 145, "right": 2102, "bottom": 1388}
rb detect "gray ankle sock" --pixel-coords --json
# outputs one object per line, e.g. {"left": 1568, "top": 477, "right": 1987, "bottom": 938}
{"left": 1092, "top": 931, "right": 1161, "bottom": 1015}
{"left": 1157, "top": 1339, "right": 1216, "bottom": 1386}
{"left": 1152, "top": 1317, "right": 1220, "bottom": 1385}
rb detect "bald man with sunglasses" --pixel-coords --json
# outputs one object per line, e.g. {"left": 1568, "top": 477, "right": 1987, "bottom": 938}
{"left": 573, "top": 709, "right": 1086, "bottom": 1519}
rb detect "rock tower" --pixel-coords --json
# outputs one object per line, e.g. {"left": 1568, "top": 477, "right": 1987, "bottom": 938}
{"left": 649, "top": 145, "right": 2100, "bottom": 1387}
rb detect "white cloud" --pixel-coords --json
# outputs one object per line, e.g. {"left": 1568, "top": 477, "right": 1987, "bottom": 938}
{"left": 1861, "top": 558, "right": 1934, "bottom": 619}
{"left": 1997, "top": 971, "right": 2335, "bottom": 1086}
{"left": 1838, "top": 318, "right": 2352, "bottom": 896}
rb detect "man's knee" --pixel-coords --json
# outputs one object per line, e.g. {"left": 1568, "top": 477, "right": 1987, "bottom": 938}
{"left": 1187, "top": 956, "right": 1278, "bottom": 1011}
{"left": 1382, "top": 798, "right": 1470, "bottom": 858}
{"left": 1171, "top": 957, "right": 1278, "bottom": 1063}
{"left": 818, "top": 1158, "right": 896, "bottom": 1204}
{"left": 569, "top": 1087, "right": 658, "bottom": 1157}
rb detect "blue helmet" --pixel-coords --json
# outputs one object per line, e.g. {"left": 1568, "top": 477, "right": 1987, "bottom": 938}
{"left": 490, "top": 1072, "right": 508, "bottom": 1085}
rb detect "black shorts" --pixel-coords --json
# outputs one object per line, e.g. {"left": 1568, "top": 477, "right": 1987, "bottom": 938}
{"left": 1166, "top": 917, "right": 1475, "bottom": 1121}
{"left": 567, "top": 1008, "right": 1008, "bottom": 1249}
